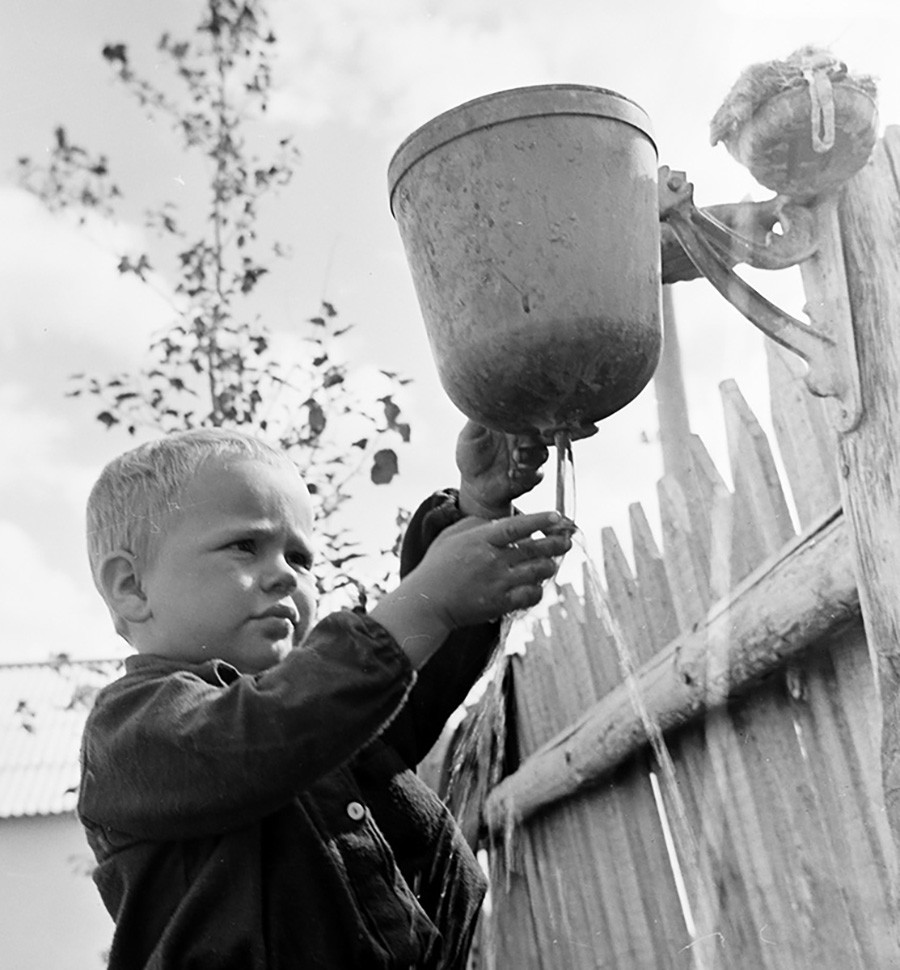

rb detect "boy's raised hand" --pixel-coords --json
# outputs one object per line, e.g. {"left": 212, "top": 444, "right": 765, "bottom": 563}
{"left": 369, "top": 420, "right": 575, "bottom": 669}
{"left": 401, "top": 510, "right": 572, "bottom": 631}
{"left": 456, "top": 420, "right": 550, "bottom": 519}
{"left": 370, "top": 510, "right": 572, "bottom": 668}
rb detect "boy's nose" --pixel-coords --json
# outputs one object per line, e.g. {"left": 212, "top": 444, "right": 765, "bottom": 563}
{"left": 262, "top": 554, "right": 298, "bottom": 592}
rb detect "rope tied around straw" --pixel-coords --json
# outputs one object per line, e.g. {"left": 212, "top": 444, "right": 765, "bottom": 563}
{"left": 799, "top": 49, "right": 837, "bottom": 153}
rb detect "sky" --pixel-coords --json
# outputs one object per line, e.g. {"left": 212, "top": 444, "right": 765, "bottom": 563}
{"left": 2, "top": 0, "right": 899, "bottom": 663}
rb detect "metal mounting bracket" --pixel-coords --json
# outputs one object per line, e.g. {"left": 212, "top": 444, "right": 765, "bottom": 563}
{"left": 658, "top": 165, "right": 862, "bottom": 432}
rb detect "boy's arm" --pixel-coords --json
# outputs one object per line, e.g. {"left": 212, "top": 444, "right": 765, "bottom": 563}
{"left": 377, "top": 490, "right": 498, "bottom": 767}
{"left": 79, "top": 610, "right": 418, "bottom": 840}
{"left": 379, "top": 420, "right": 557, "bottom": 766}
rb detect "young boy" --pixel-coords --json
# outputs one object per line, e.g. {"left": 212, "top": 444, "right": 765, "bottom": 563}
{"left": 78, "top": 422, "right": 570, "bottom": 969}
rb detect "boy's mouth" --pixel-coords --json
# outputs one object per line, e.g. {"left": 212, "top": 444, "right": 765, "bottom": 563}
{"left": 256, "top": 604, "right": 299, "bottom": 627}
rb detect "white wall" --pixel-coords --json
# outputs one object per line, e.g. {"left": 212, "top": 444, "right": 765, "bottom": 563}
{"left": 0, "top": 814, "right": 112, "bottom": 969}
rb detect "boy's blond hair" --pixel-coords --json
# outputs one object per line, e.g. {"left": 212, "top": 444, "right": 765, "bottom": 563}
{"left": 86, "top": 428, "right": 298, "bottom": 593}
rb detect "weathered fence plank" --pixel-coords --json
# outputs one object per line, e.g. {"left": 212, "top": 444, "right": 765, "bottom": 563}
{"left": 503, "top": 634, "right": 616, "bottom": 970}
{"left": 825, "top": 631, "right": 898, "bottom": 908}
{"left": 630, "top": 502, "right": 681, "bottom": 648}
{"left": 834, "top": 126, "right": 900, "bottom": 869}
{"left": 789, "top": 639, "right": 898, "bottom": 964}
{"left": 657, "top": 474, "right": 712, "bottom": 629}
{"left": 765, "top": 339, "right": 841, "bottom": 528}
{"left": 484, "top": 850, "right": 545, "bottom": 970}
{"left": 602, "top": 527, "right": 655, "bottom": 661}
{"left": 665, "top": 721, "right": 775, "bottom": 968}
{"left": 599, "top": 525, "right": 699, "bottom": 963}
{"left": 656, "top": 285, "right": 694, "bottom": 486}
{"left": 721, "top": 379, "right": 795, "bottom": 580}
{"left": 654, "top": 423, "right": 745, "bottom": 966}
{"left": 535, "top": 613, "right": 661, "bottom": 970}
{"left": 579, "top": 561, "right": 622, "bottom": 693}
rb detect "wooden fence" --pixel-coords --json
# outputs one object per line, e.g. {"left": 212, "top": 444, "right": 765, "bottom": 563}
{"left": 443, "top": 127, "right": 900, "bottom": 969}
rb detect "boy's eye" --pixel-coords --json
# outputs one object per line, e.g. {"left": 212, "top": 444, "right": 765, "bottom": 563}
{"left": 287, "top": 550, "right": 313, "bottom": 571}
{"left": 230, "top": 539, "right": 256, "bottom": 554}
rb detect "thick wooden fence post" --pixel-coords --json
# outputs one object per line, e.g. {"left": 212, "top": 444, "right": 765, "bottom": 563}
{"left": 832, "top": 127, "right": 900, "bottom": 869}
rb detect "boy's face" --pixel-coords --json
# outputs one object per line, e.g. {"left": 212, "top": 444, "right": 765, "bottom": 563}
{"left": 137, "top": 456, "right": 317, "bottom": 673}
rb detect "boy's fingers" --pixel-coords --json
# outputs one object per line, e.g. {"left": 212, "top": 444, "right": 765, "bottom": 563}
{"left": 506, "top": 584, "right": 544, "bottom": 612}
{"left": 544, "top": 517, "right": 578, "bottom": 540}
{"left": 488, "top": 512, "right": 578, "bottom": 549}
{"left": 509, "top": 533, "right": 572, "bottom": 562}
{"left": 511, "top": 438, "right": 549, "bottom": 469}
{"left": 509, "top": 557, "right": 559, "bottom": 586}
{"left": 487, "top": 511, "right": 565, "bottom": 546}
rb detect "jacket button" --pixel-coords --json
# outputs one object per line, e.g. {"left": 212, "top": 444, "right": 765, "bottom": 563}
{"left": 346, "top": 801, "right": 366, "bottom": 821}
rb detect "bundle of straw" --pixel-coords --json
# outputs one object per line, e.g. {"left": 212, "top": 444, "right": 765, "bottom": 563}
{"left": 710, "top": 46, "right": 878, "bottom": 199}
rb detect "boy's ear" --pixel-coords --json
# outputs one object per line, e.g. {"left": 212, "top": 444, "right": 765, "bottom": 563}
{"left": 99, "top": 550, "right": 152, "bottom": 625}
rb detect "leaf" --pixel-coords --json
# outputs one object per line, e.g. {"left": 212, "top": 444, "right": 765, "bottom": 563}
{"left": 370, "top": 448, "right": 398, "bottom": 485}
{"left": 117, "top": 253, "right": 151, "bottom": 279}
{"left": 380, "top": 370, "right": 414, "bottom": 388}
{"left": 331, "top": 552, "right": 364, "bottom": 568}
{"left": 381, "top": 395, "right": 401, "bottom": 426}
{"left": 240, "top": 265, "right": 268, "bottom": 293}
{"left": 101, "top": 43, "right": 128, "bottom": 65}
{"left": 307, "top": 399, "right": 326, "bottom": 436}
{"left": 97, "top": 411, "right": 119, "bottom": 429}
{"left": 322, "top": 367, "right": 344, "bottom": 389}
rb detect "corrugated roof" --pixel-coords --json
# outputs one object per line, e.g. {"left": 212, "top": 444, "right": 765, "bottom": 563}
{"left": 0, "top": 658, "right": 122, "bottom": 819}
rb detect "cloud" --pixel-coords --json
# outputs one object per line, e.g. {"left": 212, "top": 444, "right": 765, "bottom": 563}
{"left": 713, "top": 0, "right": 900, "bottom": 19}
{"left": 266, "top": 0, "right": 663, "bottom": 136}
{"left": 265, "top": 1, "right": 900, "bottom": 203}
{"left": 0, "top": 184, "right": 180, "bottom": 520}
{"left": 0, "top": 186, "right": 173, "bottom": 364}
{"left": 0, "top": 520, "right": 124, "bottom": 663}
{"left": 0, "top": 381, "right": 128, "bottom": 509}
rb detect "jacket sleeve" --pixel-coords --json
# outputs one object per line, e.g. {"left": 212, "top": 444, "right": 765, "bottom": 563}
{"left": 379, "top": 490, "right": 501, "bottom": 768}
{"left": 79, "top": 610, "right": 415, "bottom": 840}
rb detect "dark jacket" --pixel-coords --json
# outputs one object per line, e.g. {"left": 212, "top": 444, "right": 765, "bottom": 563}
{"left": 78, "top": 491, "right": 495, "bottom": 969}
